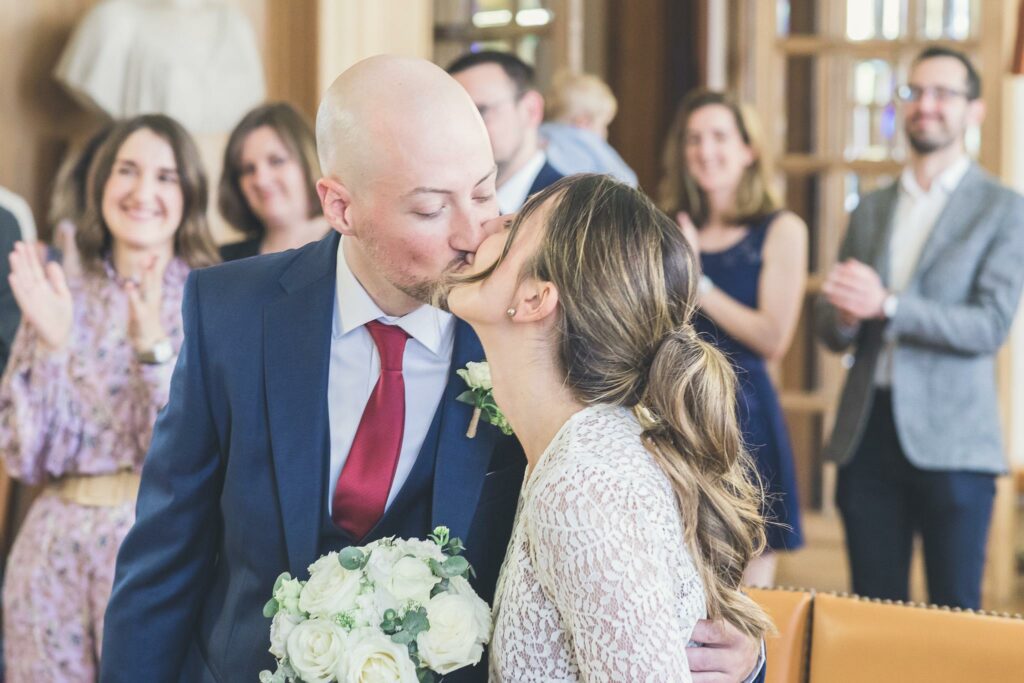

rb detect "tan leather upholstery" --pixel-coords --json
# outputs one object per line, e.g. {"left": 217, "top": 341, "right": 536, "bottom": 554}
{"left": 808, "top": 592, "right": 1024, "bottom": 682}
{"left": 747, "top": 588, "right": 812, "bottom": 683}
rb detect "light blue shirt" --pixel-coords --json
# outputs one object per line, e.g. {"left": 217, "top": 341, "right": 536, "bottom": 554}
{"left": 326, "top": 238, "right": 456, "bottom": 515}
{"left": 540, "top": 122, "right": 638, "bottom": 187}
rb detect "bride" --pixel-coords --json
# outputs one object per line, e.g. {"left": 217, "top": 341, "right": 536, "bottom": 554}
{"left": 443, "top": 173, "right": 772, "bottom": 681}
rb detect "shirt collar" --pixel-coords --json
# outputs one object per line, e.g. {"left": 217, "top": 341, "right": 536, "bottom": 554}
{"left": 333, "top": 237, "right": 455, "bottom": 357}
{"left": 899, "top": 155, "right": 971, "bottom": 199}
{"left": 497, "top": 150, "right": 547, "bottom": 214}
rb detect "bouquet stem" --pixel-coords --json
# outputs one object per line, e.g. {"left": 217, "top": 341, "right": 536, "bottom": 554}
{"left": 466, "top": 407, "right": 481, "bottom": 438}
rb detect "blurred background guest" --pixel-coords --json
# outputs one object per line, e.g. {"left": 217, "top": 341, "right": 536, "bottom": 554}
{"left": 540, "top": 70, "right": 637, "bottom": 186}
{"left": 217, "top": 102, "right": 327, "bottom": 261}
{"left": 448, "top": 51, "right": 563, "bottom": 213}
{"left": 660, "top": 89, "right": 807, "bottom": 587}
{"left": 0, "top": 113, "right": 218, "bottom": 682}
{"left": 816, "top": 48, "right": 1024, "bottom": 610}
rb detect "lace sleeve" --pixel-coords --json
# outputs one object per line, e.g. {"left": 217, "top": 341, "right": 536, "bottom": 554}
{"left": 527, "top": 455, "right": 702, "bottom": 682}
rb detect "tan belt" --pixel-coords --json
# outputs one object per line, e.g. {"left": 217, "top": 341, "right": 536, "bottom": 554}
{"left": 48, "top": 471, "right": 141, "bottom": 507}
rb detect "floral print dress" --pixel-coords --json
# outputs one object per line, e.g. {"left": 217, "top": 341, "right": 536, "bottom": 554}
{"left": 0, "top": 258, "right": 188, "bottom": 682}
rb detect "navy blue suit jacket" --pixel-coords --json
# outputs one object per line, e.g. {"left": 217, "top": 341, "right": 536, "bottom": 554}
{"left": 527, "top": 160, "right": 564, "bottom": 197}
{"left": 100, "top": 233, "right": 524, "bottom": 682}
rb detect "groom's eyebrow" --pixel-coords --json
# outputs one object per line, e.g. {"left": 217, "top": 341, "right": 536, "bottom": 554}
{"left": 404, "top": 166, "right": 497, "bottom": 197}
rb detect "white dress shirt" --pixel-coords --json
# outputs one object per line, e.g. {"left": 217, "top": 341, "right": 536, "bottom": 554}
{"left": 327, "top": 238, "right": 456, "bottom": 515}
{"left": 875, "top": 155, "right": 970, "bottom": 386}
{"left": 497, "top": 150, "right": 547, "bottom": 214}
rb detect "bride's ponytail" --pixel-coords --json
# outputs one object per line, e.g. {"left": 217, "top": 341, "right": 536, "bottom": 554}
{"left": 641, "top": 328, "right": 772, "bottom": 638}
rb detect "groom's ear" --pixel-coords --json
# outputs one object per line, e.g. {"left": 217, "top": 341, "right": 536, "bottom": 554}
{"left": 512, "top": 278, "right": 559, "bottom": 323}
{"left": 317, "top": 177, "right": 356, "bottom": 236}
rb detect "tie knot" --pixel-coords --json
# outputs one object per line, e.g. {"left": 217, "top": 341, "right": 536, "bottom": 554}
{"left": 365, "top": 320, "right": 410, "bottom": 372}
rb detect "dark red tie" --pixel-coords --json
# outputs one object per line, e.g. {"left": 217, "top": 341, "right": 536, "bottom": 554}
{"left": 331, "top": 320, "right": 410, "bottom": 538}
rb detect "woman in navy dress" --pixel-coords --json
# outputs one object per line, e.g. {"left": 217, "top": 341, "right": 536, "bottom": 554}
{"left": 659, "top": 90, "right": 806, "bottom": 586}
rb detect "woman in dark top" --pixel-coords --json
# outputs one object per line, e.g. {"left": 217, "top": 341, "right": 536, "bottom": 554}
{"left": 218, "top": 102, "right": 329, "bottom": 260}
{"left": 660, "top": 89, "right": 807, "bottom": 587}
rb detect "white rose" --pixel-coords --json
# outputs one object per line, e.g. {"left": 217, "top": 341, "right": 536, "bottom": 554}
{"left": 382, "top": 556, "right": 440, "bottom": 606}
{"left": 269, "top": 611, "right": 304, "bottom": 660}
{"left": 341, "top": 628, "right": 418, "bottom": 683}
{"left": 300, "top": 553, "right": 362, "bottom": 619}
{"left": 285, "top": 619, "right": 348, "bottom": 683}
{"left": 353, "top": 586, "right": 399, "bottom": 629}
{"left": 393, "top": 538, "right": 446, "bottom": 563}
{"left": 364, "top": 545, "right": 403, "bottom": 587}
{"left": 416, "top": 591, "right": 492, "bottom": 674}
{"left": 274, "top": 577, "right": 305, "bottom": 616}
{"left": 464, "top": 361, "right": 492, "bottom": 390}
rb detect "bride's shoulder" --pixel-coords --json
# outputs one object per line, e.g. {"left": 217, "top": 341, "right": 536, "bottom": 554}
{"left": 535, "top": 404, "right": 671, "bottom": 501}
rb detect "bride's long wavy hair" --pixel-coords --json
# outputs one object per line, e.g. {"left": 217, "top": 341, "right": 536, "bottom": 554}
{"left": 459, "top": 173, "right": 772, "bottom": 637}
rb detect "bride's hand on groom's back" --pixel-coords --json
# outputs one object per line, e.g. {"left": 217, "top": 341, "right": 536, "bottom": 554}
{"left": 686, "top": 618, "right": 763, "bottom": 683}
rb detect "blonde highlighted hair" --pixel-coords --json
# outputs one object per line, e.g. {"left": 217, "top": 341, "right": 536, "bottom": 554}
{"left": 658, "top": 90, "right": 779, "bottom": 228}
{"left": 460, "top": 174, "right": 772, "bottom": 638}
{"left": 544, "top": 70, "right": 618, "bottom": 127}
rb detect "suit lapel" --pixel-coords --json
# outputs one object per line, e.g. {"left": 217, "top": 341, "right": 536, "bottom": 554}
{"left": 869, "top": 184, "right": 900, "bottom": 287}
{"left": 431, "top": 321, "right": 499, "bottom": 544}
{"left": 264, "top": 233, "right": 340, "bottom": 575}
{"left": 909, "top": 164, "right": 985, "bottom": 283}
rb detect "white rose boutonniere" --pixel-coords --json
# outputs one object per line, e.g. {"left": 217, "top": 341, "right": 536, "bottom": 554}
{"left": 456, "top": 361, "right": 513, "bottom": 438}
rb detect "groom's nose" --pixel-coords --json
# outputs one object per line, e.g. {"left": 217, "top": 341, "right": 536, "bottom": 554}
{"left": 451, "top": 205, "right": 498, "bottom": 253}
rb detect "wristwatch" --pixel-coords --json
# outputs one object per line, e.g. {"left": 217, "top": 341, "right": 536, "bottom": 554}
{"left": 882, "top": 293, "right": 899, "bottom": 319}
{"left": 697, "top": 274, "right": 714, "bottom": 296}
{"left": 137, "top": 338, "right": 174, "bottom": 365}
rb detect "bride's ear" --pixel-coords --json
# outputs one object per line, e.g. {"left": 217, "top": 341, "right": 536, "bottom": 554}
{"left": 510, "top": 278, "right": 559, "bottom": 323}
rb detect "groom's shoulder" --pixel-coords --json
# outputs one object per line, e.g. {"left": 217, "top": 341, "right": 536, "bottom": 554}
{"left": 189, "top": 238, "right": 332, "bottom": 312}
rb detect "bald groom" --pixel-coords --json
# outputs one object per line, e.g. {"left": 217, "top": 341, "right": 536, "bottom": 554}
{"left": 101, "top": 56, "right": 762, "bottom": 683}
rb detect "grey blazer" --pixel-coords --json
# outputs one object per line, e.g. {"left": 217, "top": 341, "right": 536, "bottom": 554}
{"left": 815, "top": 163, "right": 1024, "bottom": 474}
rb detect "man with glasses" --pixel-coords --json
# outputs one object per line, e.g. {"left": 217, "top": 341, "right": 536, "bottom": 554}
{"left": 816, "top": 46, "right": 1024, "bottom": 610}
{"left": 448, "top": 51, "right": 564, "bottom": 213}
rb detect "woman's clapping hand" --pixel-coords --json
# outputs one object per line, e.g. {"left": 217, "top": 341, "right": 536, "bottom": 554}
{"left": 7, "top": 241, "right": 73, "bottom": 352}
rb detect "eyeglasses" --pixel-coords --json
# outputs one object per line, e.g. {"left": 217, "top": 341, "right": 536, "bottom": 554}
{"left": 895, "top": 84, "right": 971, "bottom": 103}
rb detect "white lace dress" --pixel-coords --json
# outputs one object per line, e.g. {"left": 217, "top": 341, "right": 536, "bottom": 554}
{"left": 490, "top": 404, "right": 707, "bottom": 682}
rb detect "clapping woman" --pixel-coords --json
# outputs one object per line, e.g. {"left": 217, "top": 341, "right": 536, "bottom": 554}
{"left": 0, "top": 114, "right": 218, "bottom": 681}
{"left": 659, "top": 90, "right": 807, "bottom": 587}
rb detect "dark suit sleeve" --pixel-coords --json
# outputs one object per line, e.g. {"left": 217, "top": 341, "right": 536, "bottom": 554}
{"left": 0, "top": 209, "right": 20, "bottom": 373}
{"left": 101, "top": 270, "right": 225, "bottom": 682}
{"left": 885, "top": 192, "right": 1024, "bottom": 355}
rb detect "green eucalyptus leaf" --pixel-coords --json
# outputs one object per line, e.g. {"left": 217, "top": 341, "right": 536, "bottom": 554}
{"left": 428, "top": 558, "right": 445, "bottom": 578}
{"left": 338, "top": 547, "right": 367, "bottom": 570}
{"left": 391, "top": 629, "right": 416, "bottom": 645}
{"left": 262, "top": 597, "right": 279, "bottom": 619}
{"left": 402, "top": 606, "right": 430, "bottom": 637}
{"left": 443, "top": 555, "right": 470, "bottom": 577}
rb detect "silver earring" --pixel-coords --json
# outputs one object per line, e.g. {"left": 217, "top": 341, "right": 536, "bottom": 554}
{"left": 506, "top": 307, "right": 516, "bottom": 318}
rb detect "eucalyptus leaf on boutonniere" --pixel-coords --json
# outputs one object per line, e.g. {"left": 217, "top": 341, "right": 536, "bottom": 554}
{"left": 456, "top": 361, "right": 513, "bottom": 438}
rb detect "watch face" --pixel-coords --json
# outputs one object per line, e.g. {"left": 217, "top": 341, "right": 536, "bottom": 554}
{"left": 153, "top": 340, "right": 173, "bottom": 363}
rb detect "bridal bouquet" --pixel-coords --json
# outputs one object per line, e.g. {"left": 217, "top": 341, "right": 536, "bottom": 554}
{"left": 259, "top": 527, "right": 491, "bottom": 683}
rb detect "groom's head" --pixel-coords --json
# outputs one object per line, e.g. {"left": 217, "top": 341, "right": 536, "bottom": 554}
{"left": 315, "top": 55, "right": 500, "bottom": 315}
